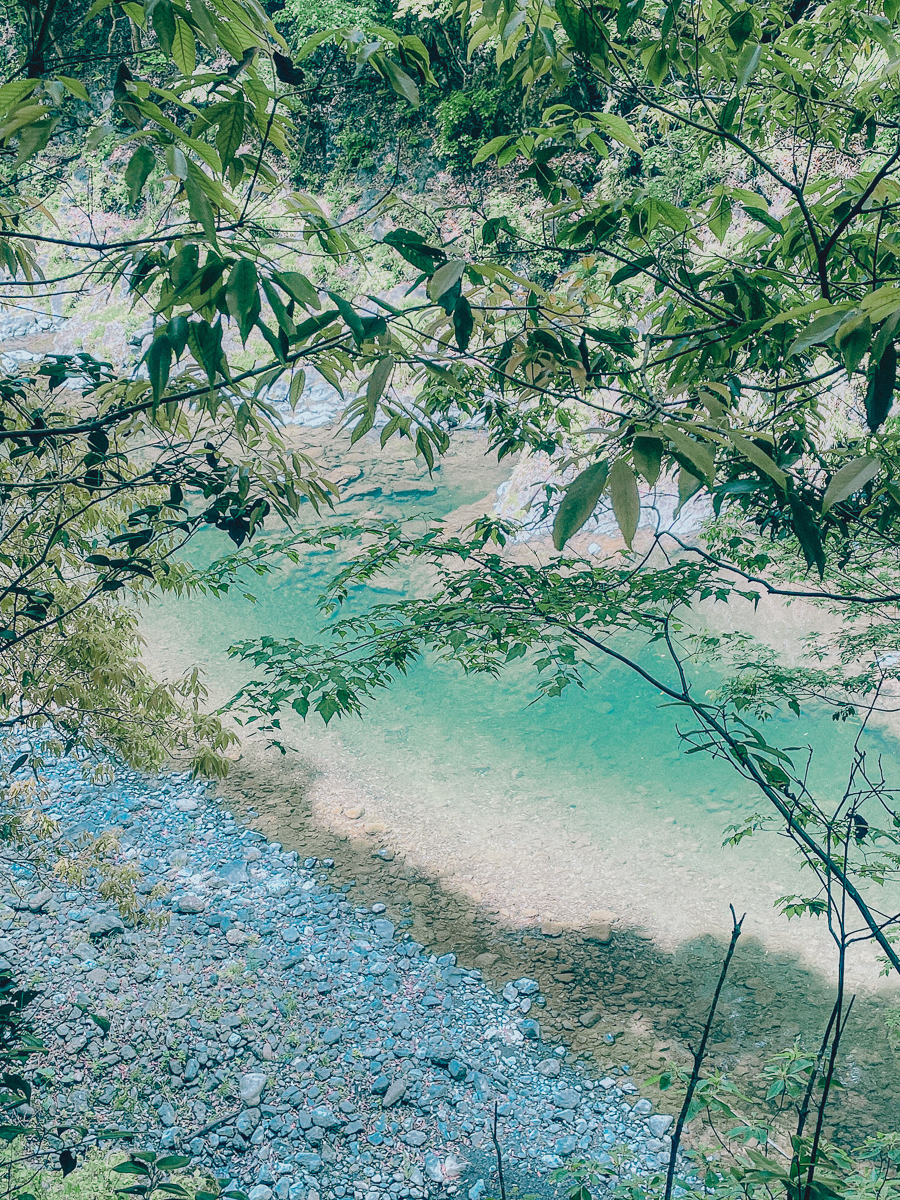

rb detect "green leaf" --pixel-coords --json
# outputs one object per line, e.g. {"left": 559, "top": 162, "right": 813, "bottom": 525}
{"left": 453, "top": 294, "right": 474, "bottom": 351}
{"left": 676, "top": 468, "right": 702, "bottom": 512}
{"left": 155, "top": 1157, "right": 191, "bottom": 1170}
{"left": 0, "top": 81, "right": 39, "bottom": 115}
{"left": 184, "top": 166, "right": 216, "bottom": 240}
{"left": 125, "top": 145, "right": 155, "bottom": 206}
{"left": 145, "top": 333, "right": 172, "bottom": 403}
{"left": 708, "top": 193, "right": 732, "bottom": 242}
{"left": 592, "top": 112, "right": 641, "bottom": 153}
{"left": 274, "top": 271, "right": 319, "bottom": 310}
{"left": 664, "top": 426, "right": 715, "bottom": 483}
{"left": 376, "top": 56, "right": 420, "bottom": 106}
{"left": 608, "top": 458, "right": 640, "bottom": 548}
{"left": 382, "top": 228, "right": 445, "bottom": 273}
{"left": 225, "top": 258, "right": 260, "bottom": 342}
{"left": 556, "top": 0, "right": 609, "bottom": 58}
{"left": 428, "top": 260, "right": 465, "bottom": 303}
{"left": 617, "top": 0, "right": 645, "bottom": 35}
{"left": 822, "top": 456, "right": 881, "bottom": 512}
{"left": 789, "top": 496, "right": 825, "bottom": 576}
{"left": 728, "top": 8, "right": 754, "bottom": 45}
{"left": 171, "top": 19, "right": 197, "bottom": 77}
{"left": 366, "top": 355, "right": 394, "bottom": 408}
{"left": 645, "top": 41, "right": 668, "bottom": 85}
{"left": 552, "top": 460, "right": 609, "bottom": 550}
{"left": 151, "top": 0, "right": 177, "bottom": 55}
{"left": 83, "top": 0, "right": 115, "bottom": 20}
{"left": 788, "top": 308, "right": 852, "bottom": 357}
{"left": 56, "top": 76, "right": 90, "bottom": 102}
{"left": 729, "top": 432, "right": 787, "bottom": 490}
{"left": 473, "top": 134, "right": 513, "bottom": 166}
{"left": 865, "top": 341, "right": 896, "bottom": 431}
{"left": 610, "top": 255, "right": 654, "bottom": 286}
{"left": 735, "top": 41, "right": 761, "bottom": 88}
{"left": 632, "top": 435, "right": 663, "bottom": 485}
{"left": 215, "top": 100, "right": 244, "bottom": 168}
{"left": 326, "top": 292, "right": 365, "bottom": 345}
{"left": 14, "top": 119, "right": 57, "bottom": 168}
{"left": 834, "top": 311, "right": 872, "bottom": 373}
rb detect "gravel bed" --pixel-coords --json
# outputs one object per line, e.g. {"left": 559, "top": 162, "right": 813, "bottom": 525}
{"left": 7, "top": 749, "right": 675, "bottom": 1199}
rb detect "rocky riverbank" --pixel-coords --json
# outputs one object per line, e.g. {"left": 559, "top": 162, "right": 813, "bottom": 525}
{"left": 11, "top": 748, "right": 675, "bottom": 1200}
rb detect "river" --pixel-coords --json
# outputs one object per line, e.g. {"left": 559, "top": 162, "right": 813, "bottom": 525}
{"left": 141, "top": 423, "right": 900, "bottom": 1143}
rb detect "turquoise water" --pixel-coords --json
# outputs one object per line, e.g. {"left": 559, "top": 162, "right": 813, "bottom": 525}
{"left": 143, "top": 433, "right": 900, "bottom": 1139}
{"left": 167, "top": 436, "right": 893, "bottom": 854}
{"left": 145, "top": 428, "right": 900, "bottom": 994}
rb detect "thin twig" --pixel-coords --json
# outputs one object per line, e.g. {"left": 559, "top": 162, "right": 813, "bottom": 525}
{"left": 490, "top": 1101, "right": 507, "bottom": 1200}
{"left": 664, "top": 907, "right": 745, "bottom": 1200}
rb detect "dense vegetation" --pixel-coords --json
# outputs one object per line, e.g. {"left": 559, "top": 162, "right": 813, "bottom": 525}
{"left": 4, "top": 0, "right": 900, "bottom": 1198}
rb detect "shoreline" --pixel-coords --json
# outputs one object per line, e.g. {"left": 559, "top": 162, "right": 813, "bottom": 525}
{"left": 14, "top": 747, "right": 680, "bottom": 1199}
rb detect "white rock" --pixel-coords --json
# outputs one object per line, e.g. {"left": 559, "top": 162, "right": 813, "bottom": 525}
{"left": 239, "top": 1073, "right": 268, "bottom": 1106}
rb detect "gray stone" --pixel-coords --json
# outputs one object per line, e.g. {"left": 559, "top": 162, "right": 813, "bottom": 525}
{"left": 402, "top": 1131, "right": 427, "bottom": 1147}
{"left": 552, "top": 1089, "right": 581, "bottom": 1109}
{"left": 321, "top": 1027, "right": 342, "bottom": 1046}
{"left": 649, "top": 1114, "right": 673, "bottom": 1138}
{"left": 382, "top": 1078, "right": 407, "bottom": 1107}
{"left": 633, "top": 1098, "right": 652, "bottom": 1115}
{"left": 248, "top": 1187, "right": 273, "bottom": 1200}
{"left": 88, "top": 912, "right": 125, "bottom": 937}
{"left": 513, "top": 977, "right": 539, "bottom": 995}
{"left": 372, "top": 919, "right": 395, "bottom": 940}
{"left": 158, "top": 1102, "right": 176, "bottom": 1127}
{"left": 236, "top": 1112, "right": 256, "bottom": 1137}
{"left": 311, "top": 1106, "right": 342, "bottom": 1130}
{"left": 554, "top": 1135, "right": 578, "bottom": 1157}
{"left": 536, "top": 1058, "right": 561, "bottom": 1077}
{"left": 176, "top": 894, "right": 206, "bottom": 914}
{"left": 429, "top": 1041, "right": 454, "bottom": 1066}
{"left": 239, "top": 1073, "right": 268, "bottom": 1106}
{"left": 517, "top": 1018, "right": 541, "bottom": 1040}
{"left": 447, "top": 1059, "right": 466, "bottom": 1081}
{"left": 27, "top": 889, "right": 54, "bottom": 912}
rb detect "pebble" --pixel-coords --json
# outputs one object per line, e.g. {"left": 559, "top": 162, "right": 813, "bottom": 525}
{"left": 87, "top": 912, "right": 125, "bottom": 937}
{"left": 8, "top": 744, "right": 677, "bottom": 1198}
{"left": 239, "top": 1074, "right": 268, "bottom": 1106}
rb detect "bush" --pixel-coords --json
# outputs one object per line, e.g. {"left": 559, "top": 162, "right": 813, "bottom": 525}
{"left": 436, "top": 84, "right": 516, "bottom": 173}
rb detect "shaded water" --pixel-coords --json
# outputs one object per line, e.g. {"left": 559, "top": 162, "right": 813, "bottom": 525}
{"left": 142, "top": 429, "right": 900, "bottom": 1141}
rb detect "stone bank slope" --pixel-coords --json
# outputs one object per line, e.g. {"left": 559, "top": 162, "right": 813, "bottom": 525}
{"left": 13, "top": 753, "right": 674, "bottom": 1199}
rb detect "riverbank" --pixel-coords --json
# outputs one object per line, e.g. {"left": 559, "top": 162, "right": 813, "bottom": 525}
{"left": 136, "top": 423, "right": 900, "bottom": 1145}
{"left": 12, "top": 746, "right": 678, "bottom": 1200}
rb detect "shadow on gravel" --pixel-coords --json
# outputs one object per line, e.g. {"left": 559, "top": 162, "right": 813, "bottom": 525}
{"left": 214, "top": 751, "right": 900, "bottom": 1153}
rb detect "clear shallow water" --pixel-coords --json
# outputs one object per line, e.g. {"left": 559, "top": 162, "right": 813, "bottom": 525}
{"left": 143, "top": 429, "right": 900, "bottom": 1138}
{"left": 170, "top": 434, "right": 895, "bottom": 869}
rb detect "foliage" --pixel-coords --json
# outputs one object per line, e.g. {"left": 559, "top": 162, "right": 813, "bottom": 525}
{"left": 0, "top": 0, "right": 435, "bottom": 774}
{"left": 436, "top": 84, "right": 517, "bottom": 173}
{"left": 222, "top": 0, "right": 900, "bottom": 985}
